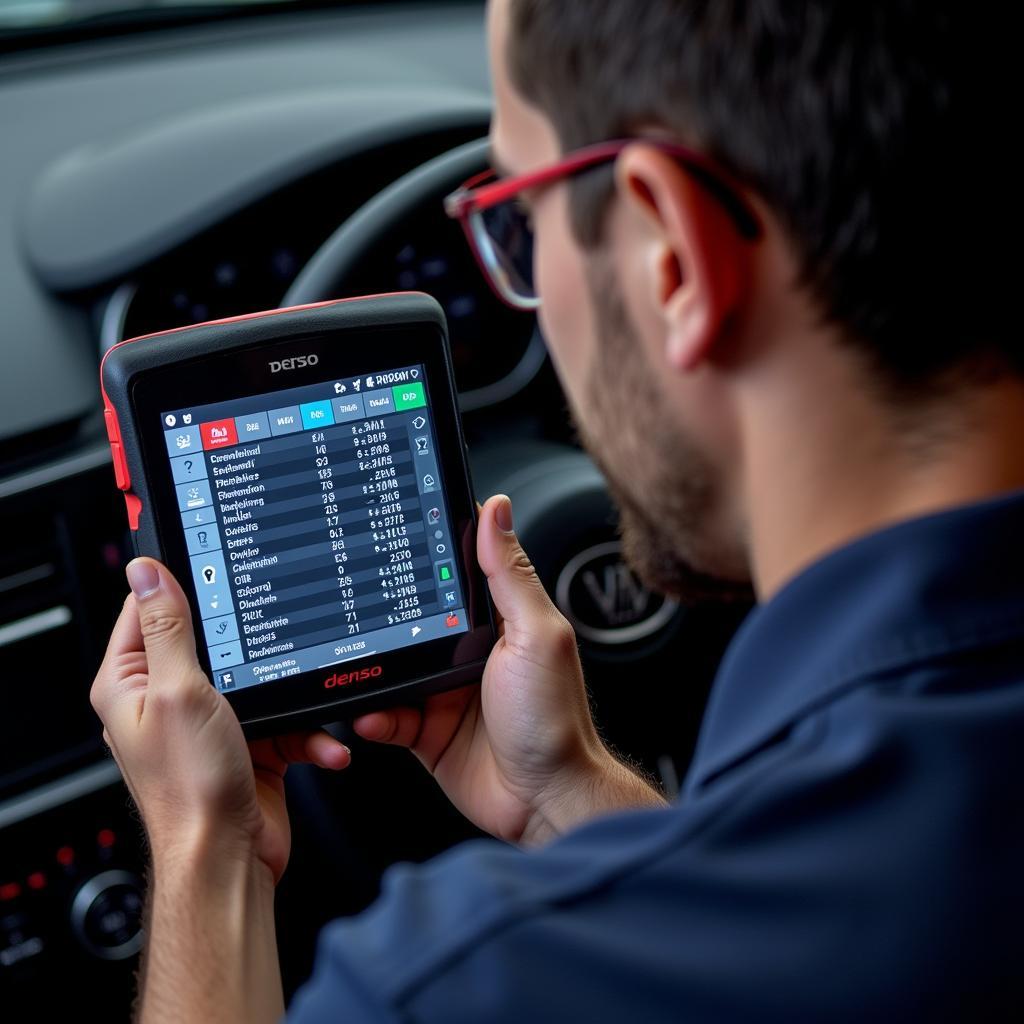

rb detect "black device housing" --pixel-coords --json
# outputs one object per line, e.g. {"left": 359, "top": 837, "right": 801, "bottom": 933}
{"left": 100, "top": 293, "right": 494, "bottom": 737}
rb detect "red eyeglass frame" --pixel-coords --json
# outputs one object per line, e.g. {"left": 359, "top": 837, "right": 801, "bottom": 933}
{"left": 443, "top": 138, "right": 763, "bottom": 311}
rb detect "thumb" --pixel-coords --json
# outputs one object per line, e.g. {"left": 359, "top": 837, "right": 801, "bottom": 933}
{"left": 476, "top": 494, "right": 557, "bottom": 635}
{"left": 125, "top": 557, "right": 204, "bottom": 688}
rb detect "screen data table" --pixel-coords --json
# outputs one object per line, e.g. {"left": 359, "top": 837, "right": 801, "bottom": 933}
{"left": 159, "top": 365, "right": 468, "bottom": 691}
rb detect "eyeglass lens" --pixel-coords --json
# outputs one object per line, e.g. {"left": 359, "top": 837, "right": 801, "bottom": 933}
{"left": 478, "top": 199, "right": 536, "bottom": 303}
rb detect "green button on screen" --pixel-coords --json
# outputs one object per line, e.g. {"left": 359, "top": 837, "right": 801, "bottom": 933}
{"left": 392, "top": 381, "right": 426, "bottom": 411}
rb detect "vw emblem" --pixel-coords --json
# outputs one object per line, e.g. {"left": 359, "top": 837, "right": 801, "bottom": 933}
{"left": 555, "top": 541, "right": 678, "bottom": 645}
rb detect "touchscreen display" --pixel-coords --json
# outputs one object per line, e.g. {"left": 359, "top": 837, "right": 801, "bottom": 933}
{"left": 158, "top": 363, "right": 469, "bottom": 692}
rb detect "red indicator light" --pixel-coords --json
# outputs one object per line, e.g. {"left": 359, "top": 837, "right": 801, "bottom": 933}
{"left": 97, "top": 829, "right": 116, "bottom": 849}
{"left": 56, "top": 846, "right": 75, "bottom": 867}
{"left": 0, "top": 881, "right": 21, "bottom": 901}
{"left": 27, "top": 872, "right": 46, "bottom": 891}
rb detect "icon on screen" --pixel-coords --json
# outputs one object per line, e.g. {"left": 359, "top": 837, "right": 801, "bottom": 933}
{"left": 352, "top": 379, "right": 361, "bottom": 392}
{"left": 412, "top": 416, "right": 426, "bottom": 430}
{"left": 436, "top": 544, "right": 447, "bottom": 555}
{"left": 445, "top": 613, "right": 460, "bottom": 629}
{"left": 217, "top": 672, "right": 234, "bottom": 691}
{"left": 411, "top": 626, "right": 422, "bottom": 637}
{"left": 164, "top": 414, "right": 176, "bottom": 427}
{"left": 186, "top": 487, "right": 204, "bottom": 508}
{"left": 176, "top": 434, "right": 193, "bottom": 450}
{"left": 216, "top": 620, "right": 228, "bottom": 635}
{"left": 443, "top": 590, "right": 457, "bottom": 607}
{"left": 182, "top": 413, "right": 193, "bottom": 425}
{"left": 198, "top": 530, "right": 209, "bottom": 547}
{"left": 423, "top": 474, "right": 435, "bottom": 488}
{"left": 211, "top": 426, "right": 228, "bottom": 439}
{"left": 201, "top": 565, "right": 217, "bottom": 585}
{"left": 365, "top": 376, "right": 375, "bottom": 388}
{"left": 334, "top": 382, "right": 346, "bottom": 394}
{"left": 415, "top": 437, "right": 429, "bottom": 454}
{"left": 428, "top": 507, "right": 440, "bottom": 523}
{"left": 410, "top": 369, "right": 420, "bottom": 379}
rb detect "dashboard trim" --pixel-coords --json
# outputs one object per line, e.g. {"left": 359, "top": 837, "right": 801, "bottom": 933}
{"left": 0, "top": 760, "right": 122, "bottom": 830}
{"left": 0, "top": 605, "right": 72, "bottom": 649}
{"left": 0, "top": 443, "right": 113, "bottom": 498}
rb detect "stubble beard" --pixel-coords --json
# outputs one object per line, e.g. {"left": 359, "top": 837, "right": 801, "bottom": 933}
{"left": 571, "top": 259, "right": 754, "bottom": 605}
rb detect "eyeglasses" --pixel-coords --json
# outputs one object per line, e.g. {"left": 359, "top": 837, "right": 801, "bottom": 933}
{"left": 443, "top": 138, "right": 762, "bottom": 311}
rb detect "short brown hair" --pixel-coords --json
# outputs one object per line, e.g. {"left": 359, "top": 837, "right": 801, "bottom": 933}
{"left": 507, "top": 1, "right": 1009, "bottom": 396}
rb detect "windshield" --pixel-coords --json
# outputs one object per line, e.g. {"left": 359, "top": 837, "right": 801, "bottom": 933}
{"left": 1, "top": 0, "right": 285, "bottom": 31}
{"left": 0, "top": 0, "right": 442, "bottom": 42}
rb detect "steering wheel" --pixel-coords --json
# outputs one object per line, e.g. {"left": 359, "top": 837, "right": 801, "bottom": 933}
{"left": 283, "top": 137, "right": 686, "bottom": 663}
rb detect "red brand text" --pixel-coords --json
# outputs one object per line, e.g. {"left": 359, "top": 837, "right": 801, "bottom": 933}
{"left": 323, "top": 665, "right": 383, "bottom": 689}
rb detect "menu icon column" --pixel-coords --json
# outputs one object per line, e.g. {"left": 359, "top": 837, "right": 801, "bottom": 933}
{"left": 167, "top": 421, "right": 240, "bottom": 667}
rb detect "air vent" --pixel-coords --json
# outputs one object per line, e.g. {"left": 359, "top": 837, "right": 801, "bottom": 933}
{"left": 0, "top": 545, "right": 65, "bottom": 637}
{"left": 0, "top": 499, "right": 100, "bottom": 800}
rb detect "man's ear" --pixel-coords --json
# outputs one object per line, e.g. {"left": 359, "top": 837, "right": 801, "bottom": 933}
{"left": 615, "top": 143, "right": 753, "bottom": 372}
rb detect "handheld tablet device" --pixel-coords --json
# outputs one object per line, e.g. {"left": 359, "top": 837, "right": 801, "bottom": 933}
{"left": 100, "top": 293, "right": 495, "bottom": 737}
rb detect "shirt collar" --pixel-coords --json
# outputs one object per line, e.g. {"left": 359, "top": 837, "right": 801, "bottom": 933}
{"left": 685, "top": 487, "right": 1024, "bottom": 793}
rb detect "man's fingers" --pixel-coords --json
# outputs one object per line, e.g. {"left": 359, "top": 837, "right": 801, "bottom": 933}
{"left": 475, "top": 499, "right": 505, "bottom": 636}
{"left": 103, "top": 592, "right": 146, "bottom": 661}
{"left": 250, "top": 730, "right": 352, "bottom": 775}
{"left": 351, "top": 708, "right": 424, "bottom": 748}
{"left": 289, "top": 730, "right": 351, "bottom": 770}
{"left": 125, "top": 558, "right": 204, "bottom": 693}
{"left": 90, "top": 595, "right": 147, "bottom": 728}
{"left": 476, "top": 494, "right": 558, "bottom": 637}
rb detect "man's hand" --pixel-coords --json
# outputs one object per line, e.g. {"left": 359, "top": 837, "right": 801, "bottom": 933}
{"left": 90, "top": 557, "right": 351, "bottom": 884}
{"left": 353, "top": 494, "right": 667, "bottom": 845}
{"left": 90, "top": 558, "right": 353, "bottom": 1024}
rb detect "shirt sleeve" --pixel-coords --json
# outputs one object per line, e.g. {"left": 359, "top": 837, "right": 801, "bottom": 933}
{"left": 284, "top": 688, "right": 1021, "bottom": 1023}
{"left": 283, "top": 915, "right": 404, "bottom": 1024}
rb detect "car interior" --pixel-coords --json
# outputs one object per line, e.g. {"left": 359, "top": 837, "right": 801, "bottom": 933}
{"left": 0, "top": 2, "right": 751, "bottom": 1014}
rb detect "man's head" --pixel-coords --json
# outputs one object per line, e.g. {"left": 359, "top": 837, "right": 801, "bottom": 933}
{"left": 486, "top": 0, "right": 1008, "bottom": 600}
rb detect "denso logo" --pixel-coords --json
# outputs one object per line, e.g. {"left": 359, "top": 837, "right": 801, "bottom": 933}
{"left": 323, "top": 665, "right": 383, "bottom": 689}
{"left": 269, "top": 354, "right": 319, "bottom": 373}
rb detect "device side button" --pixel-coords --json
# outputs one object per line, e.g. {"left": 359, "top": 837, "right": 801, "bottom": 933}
{"left": 124, "top": 493, "right": 143, "bottom": 533}
{"left": 110, "top": 442, "right": 130, "bottom": 490}
{"left": 104, "top": 407, "right": 120, "bottom": 444}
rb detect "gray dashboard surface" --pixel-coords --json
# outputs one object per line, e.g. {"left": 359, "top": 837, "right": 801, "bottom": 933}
{"left": 23, "top": 89, "right": 490, "bottom": 293}
{"left": 0, "top": 3, "right": 489, "bottom": 448}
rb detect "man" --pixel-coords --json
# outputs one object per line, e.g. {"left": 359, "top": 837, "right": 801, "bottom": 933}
{"left": 90, "top": 1, "right": 1020, "bottom": 1021}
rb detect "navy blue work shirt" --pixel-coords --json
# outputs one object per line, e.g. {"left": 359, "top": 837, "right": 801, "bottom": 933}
{"left": 286, "top": 490, "right": 1024, "bottom": 1022}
